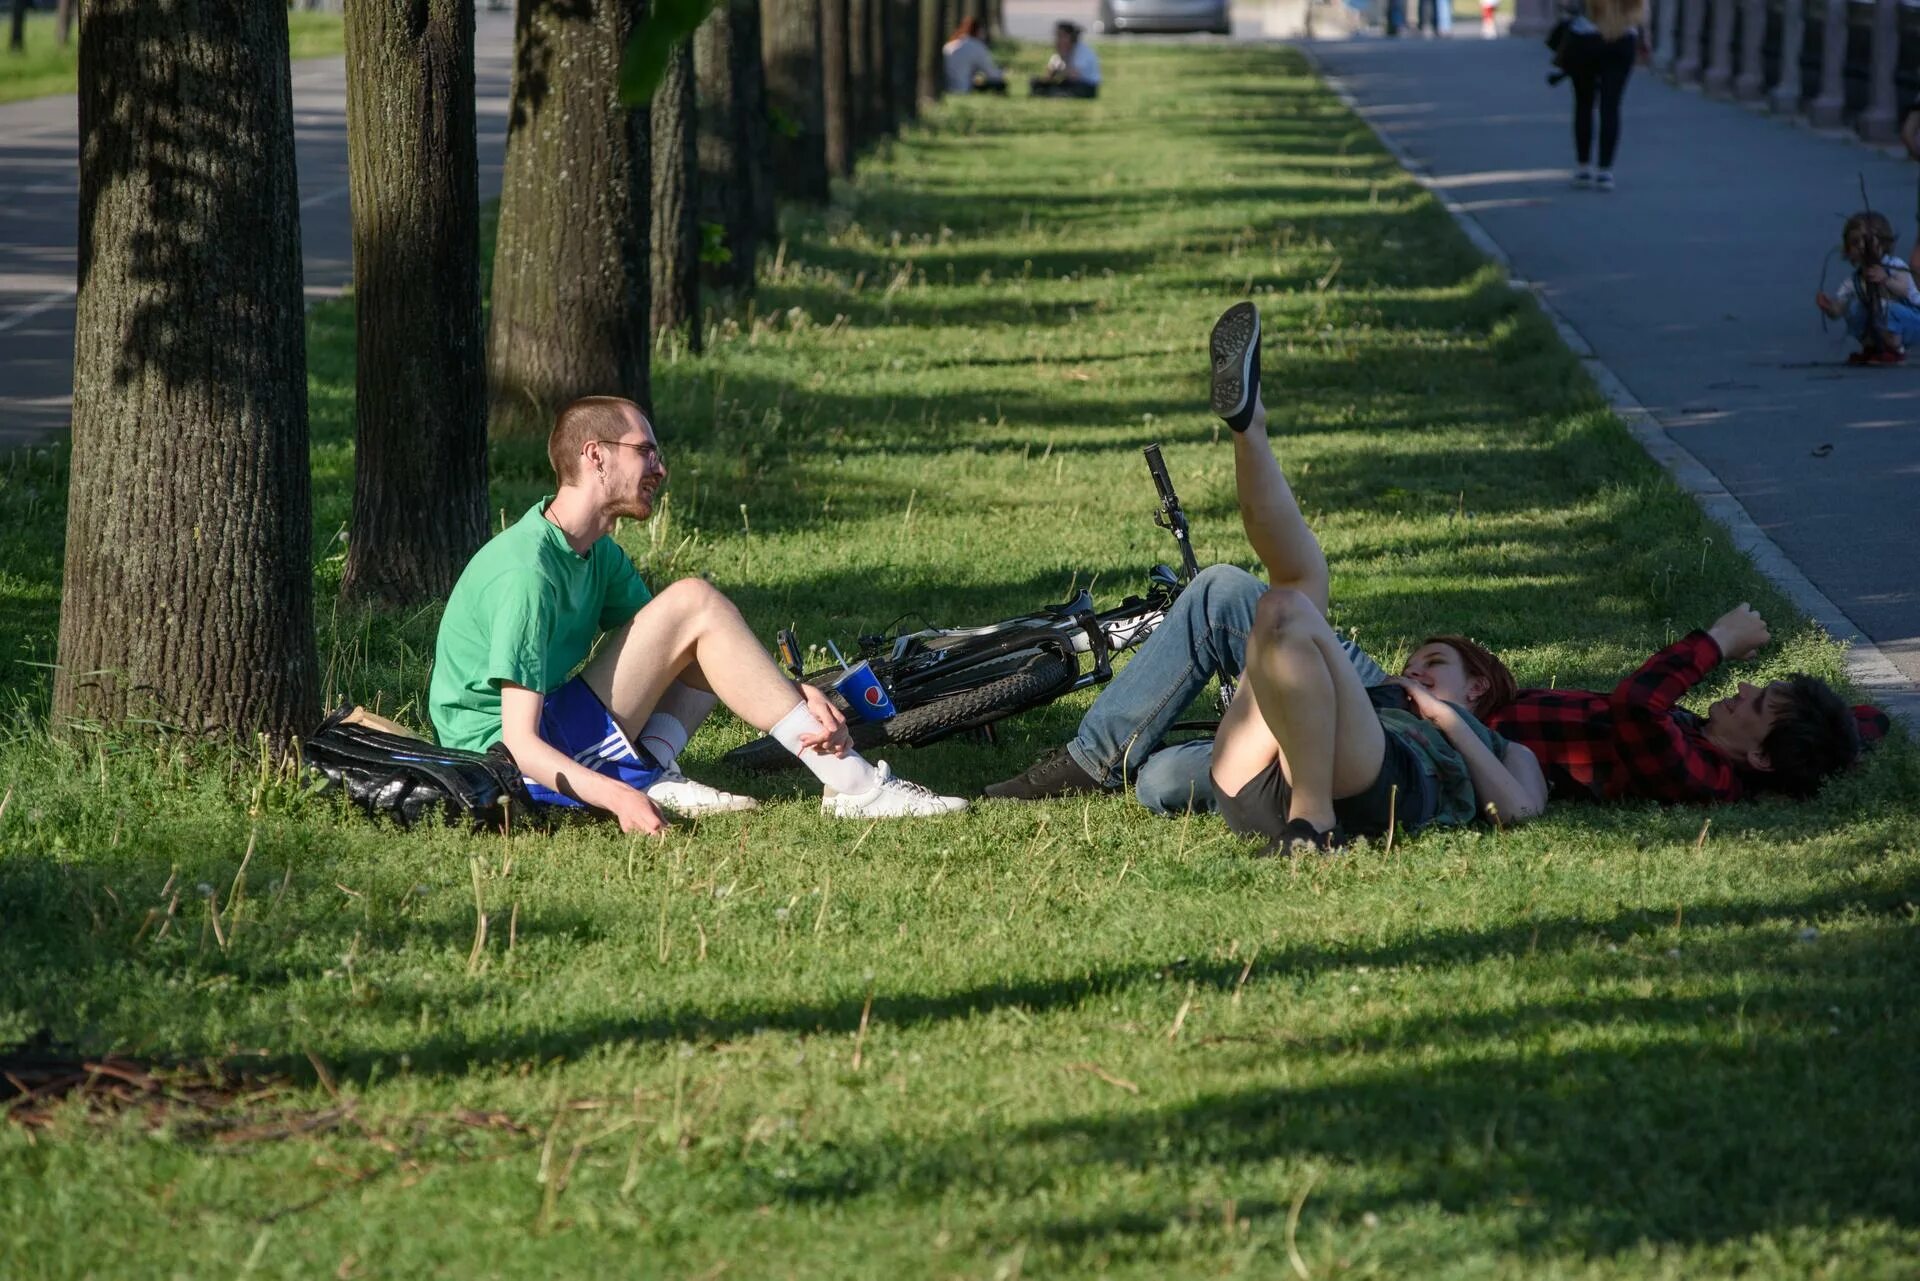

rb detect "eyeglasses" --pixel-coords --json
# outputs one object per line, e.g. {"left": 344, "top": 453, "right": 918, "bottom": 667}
{"left": 593, "top": 438, "right": 663, "bottom": 465}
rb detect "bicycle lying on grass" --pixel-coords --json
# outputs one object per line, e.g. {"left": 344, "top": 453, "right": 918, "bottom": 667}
{"left": 723, "top": 444, "right": 1209, "bottom": 772}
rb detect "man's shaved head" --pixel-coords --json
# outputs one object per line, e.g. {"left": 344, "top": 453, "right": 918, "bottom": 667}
{"left": 549, "top": 396, "right": 648, "bottom": 484}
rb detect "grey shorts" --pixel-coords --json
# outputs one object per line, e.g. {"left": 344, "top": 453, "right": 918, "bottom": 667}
{"left": 1213, "top": 730, "right": 1438, "bottom": 843}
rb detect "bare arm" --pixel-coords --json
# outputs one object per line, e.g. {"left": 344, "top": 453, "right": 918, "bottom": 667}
{"left": 499, "top": 683, "right": 666, "bottom": 834}
{"left": 1395, "top": 680, "right": 1547, "bottom": 823}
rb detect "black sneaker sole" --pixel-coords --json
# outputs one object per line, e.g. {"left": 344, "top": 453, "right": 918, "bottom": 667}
{"left": 1209, "top": 301, "right": 1260, "bottom": 431}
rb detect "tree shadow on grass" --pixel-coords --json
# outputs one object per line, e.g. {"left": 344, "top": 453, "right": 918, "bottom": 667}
{"left": 738, "top": 915, "right": 1920, "bottom": 1264}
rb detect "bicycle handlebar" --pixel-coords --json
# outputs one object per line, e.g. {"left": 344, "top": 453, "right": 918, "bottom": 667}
{"left": 1142, "top": 444, "right": 1202, "bottom": 584}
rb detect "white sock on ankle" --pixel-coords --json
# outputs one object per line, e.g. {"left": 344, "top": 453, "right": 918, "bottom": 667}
{"left": 769, "top": 701, "right": 879, "bottom": 795}
{"left": 638, "top": 714, "right": 690, "bottom": 770}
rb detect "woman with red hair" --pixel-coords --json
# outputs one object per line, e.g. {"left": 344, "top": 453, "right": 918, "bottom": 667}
{"left": 942, "top": 17, "right": 1005, "bottom": 94}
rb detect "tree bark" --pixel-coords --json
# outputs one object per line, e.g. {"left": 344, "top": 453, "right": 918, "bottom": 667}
{"left": 847, "top": 0, "right": 872, "bottom": 148}
{"left": 488, "top": 0, "right": 652, "bottom": 433}
{"left": 55, "top": 0, "right": 74, "bottom": 46}
{"left": 760, "top": 0, "right": 827, "bottom": 202}
{"left": 693, "top": 0, "right": 768, "bottom": 291}
{"left": 820, "top": 0, "right": 852, "bottom": 178}
{"left": 59, "top": 0, "right": 318, "bottom": 738}
{"left": 9, "top": 0, "right": 28, "bottom": 54}
{"left": 340, "top": 0, "right": 489, "bottom": 607}
{"left": 888, "top": 0, "right": 917, "bottom": 125}
{"left": 917, "top": 0, "right": 943, "bottom": 108}
{"left": 650, "top": 39, "right": 701, "bottom": 349}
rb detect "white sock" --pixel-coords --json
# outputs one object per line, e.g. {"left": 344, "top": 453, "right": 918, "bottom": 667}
{"left": 769, "top": 701, "right": 880, "bottom": 795}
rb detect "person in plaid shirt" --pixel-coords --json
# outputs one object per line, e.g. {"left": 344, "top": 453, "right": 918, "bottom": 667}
{"left": 1486, "top": 602, "right": 1879, "bottom": 804}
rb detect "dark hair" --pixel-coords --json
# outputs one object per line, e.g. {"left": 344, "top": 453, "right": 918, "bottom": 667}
{"left": 1756, "top": 674, "right": 1861, "bottom": 797}
{"left": 1420, "top": 634, "right": 1516, "bottom": 721}
{"left": 1055, "top": 20, "right": 1081, "bottom": 40}
{"left": 950, "top": 15, "right": 982, "bottom": 40}
{"left": 1842, "top": 211, "right": 1896, "bottom": 264}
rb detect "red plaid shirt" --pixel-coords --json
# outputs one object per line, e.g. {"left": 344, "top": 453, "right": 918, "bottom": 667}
{"left": 1487, "top": 631, "right": 1890, "bottom": 805}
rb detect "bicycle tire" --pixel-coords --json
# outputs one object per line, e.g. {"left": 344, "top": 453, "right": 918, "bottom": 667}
{"left": 722, "top": 652, "right": 1079, "bottom": 773}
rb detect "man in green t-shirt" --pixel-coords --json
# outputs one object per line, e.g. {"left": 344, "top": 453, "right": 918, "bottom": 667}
{"left": 430, "top": 396, "right": 966, "bottom": 832}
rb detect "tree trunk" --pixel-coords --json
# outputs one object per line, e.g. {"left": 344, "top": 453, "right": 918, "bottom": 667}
{"left": 866, "top": 0, "right": 893, "bottom": 140}
{"left": 693, "top": 0, "right": 768, "bottom": 292}
{"left": 9, "top": 0, "right": 27, "bottom": 54}
{"left": 339, "top": 0, "right": 489, "bottom": 607}
{"left": 819, "top": 0, "right": 851, "bottom": 178}
{"left": 888, "top": 0, "right": 916, "bottom": 125}
{"left": 760, "top": 0, "right": 827, "bottom": 202}
{"left": 55, "top": 0, "right": 74, "bottom": 45}
{"left": 847, "top": 0, "right": 871, "bottom": 148}
{"left": 59, "top": 0, "right": 318, "bottom": 738}
{"left": 650, "top": 39, "right": 701, "bottom": 350}
{"left": 487, "top": 0, "right": 652, "bottom": 433}
{"left": 917, "top": 0, "right": 943, "bottom": 107}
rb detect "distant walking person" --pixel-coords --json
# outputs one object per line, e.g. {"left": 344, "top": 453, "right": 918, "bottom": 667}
{"left": 942, "top": 16, "right": 1006, "bottom": 94}
{"left": 1563, "top": 0, "right": 1647, "bottom": 191}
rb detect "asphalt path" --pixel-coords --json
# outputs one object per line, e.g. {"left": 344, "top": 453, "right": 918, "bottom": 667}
{"left": 0, "top": 11, "right": 515, "bottom": 452}
{"left": 1305, "top": 36, "right": 1920, "bottom": 689}
{"left": 1003, "top": 2, "right": 1916, "bottom": 693}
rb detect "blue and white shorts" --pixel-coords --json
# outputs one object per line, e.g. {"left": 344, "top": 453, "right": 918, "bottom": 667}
{"left": 521, "top": 676, "right": 666, "bottom": 809}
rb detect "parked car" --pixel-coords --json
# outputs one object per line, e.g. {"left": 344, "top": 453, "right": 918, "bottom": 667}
{"left": 1098, "top": 0, "right": 1232, "bottom": 34}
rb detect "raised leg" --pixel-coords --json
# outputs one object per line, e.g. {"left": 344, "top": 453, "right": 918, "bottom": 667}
{"left": 1233, "top": 400, "right": 1330, "bottom": 615}
{"left": 582, "top": 578, "right": 808, "bottom": 734}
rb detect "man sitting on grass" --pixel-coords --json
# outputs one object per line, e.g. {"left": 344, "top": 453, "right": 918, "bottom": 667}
{"left": 984, "top": 327, "right": 1885, "bottom": 816}
{"left": 429, "top": 396, "right": 966, "bottom": 833}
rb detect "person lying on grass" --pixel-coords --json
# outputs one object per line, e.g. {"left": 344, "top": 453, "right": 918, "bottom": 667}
{"left": 984, "top": 306, "right": 1885, "bottom": 820}
{"left": 986, "top": 303, "right": 1547, "bottom": 854}
{"left": 428, "top": 395, "right": 966, "bottom": 833}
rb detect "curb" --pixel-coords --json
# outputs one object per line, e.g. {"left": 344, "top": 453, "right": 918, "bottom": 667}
{"left": 1299, "top": 39, "right": 1920, "bottom": 730}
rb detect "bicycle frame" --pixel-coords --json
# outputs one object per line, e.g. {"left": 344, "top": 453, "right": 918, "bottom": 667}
{"left": 773, "top": 445, "right": 1198, "bottom": 712}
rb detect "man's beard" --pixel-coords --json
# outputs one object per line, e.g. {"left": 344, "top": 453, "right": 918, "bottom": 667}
{"left": 610, "top": 488, "right": 655, "bottom": 522}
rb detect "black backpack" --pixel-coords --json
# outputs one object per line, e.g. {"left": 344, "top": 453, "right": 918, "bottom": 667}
{"left": 301, "top": 708, "right": 546, "bottom": 832}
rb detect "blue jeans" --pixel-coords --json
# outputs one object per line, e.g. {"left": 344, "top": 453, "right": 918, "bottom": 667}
{"left": 1065, "top": 565, "right": 1387, "bottom": 817}
{"left": 1845, "top": 297, "right": 1920, "bottom": 347}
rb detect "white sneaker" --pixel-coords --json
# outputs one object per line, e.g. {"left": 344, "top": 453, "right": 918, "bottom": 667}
{"left": 1594, "top": 170, "right": 1615, "bottom": 192}
{"left": 645, "top": 767, "right": 759, "bottom": 816}
{"left": 1571, "top": 168, "right": 1593, "bottom": 189}
{"left": 821, "top": 760, "right": 968, "bottom": 819}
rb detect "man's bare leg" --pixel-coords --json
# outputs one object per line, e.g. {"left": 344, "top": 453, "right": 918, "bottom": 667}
{"left": 582, "top": 580, "right": 967, "bottom": 818}
{"left": 583, "top": 579, "right": 807, "bottom": 734}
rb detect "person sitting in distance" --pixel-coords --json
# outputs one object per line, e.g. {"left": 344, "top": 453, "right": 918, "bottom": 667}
{"left": 1816, "top": 210, "right": 1920, "bottom": 366}
{"left": 942, "top": 17, "right": 1006, "bottom": 94}
{"left": 428, "top": 396, "right": 967, "bottom": 832}
{"left": 1031, "top": 21, "right": 1100, "bottom": 99}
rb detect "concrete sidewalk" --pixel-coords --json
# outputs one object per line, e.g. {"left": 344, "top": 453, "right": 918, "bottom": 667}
{"left": 1308, "top": 35, "right": 1920, "bottom": 706}
{"left": 0, "top": 14, "right": 515, "bottom": 452}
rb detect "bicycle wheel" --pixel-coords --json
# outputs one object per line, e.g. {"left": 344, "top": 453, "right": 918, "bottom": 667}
{"left": 722, "top": 652, "right": 1079, "bottom": 773}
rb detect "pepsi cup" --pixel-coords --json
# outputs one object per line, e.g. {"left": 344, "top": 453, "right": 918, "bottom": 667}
{"left": 833, "top": 661, "right": 897, "bottom": 722}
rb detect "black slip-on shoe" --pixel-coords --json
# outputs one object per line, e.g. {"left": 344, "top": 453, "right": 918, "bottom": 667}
{"left": 981, "top": 749, "right": 1105, "bottom": 801}
{"left": 1259, "top": 816, "right": 1346, "bottom": 858}
{"left": 1209, "top": 301, "right": 1262, "bottom": 433}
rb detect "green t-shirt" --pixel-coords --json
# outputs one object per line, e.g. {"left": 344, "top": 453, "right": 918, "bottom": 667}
{"left": 429, "top": 500, "right": 652, "bottom": 751}
{"left": 1376, "top": 696, "right": 1511, "bottom": 829}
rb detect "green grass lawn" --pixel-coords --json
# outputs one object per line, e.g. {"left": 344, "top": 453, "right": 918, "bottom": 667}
{"left": 0, "top": 11, "right": 344, "bottom": 105}
{"left": 4, "top": 41, "right": 1918, "bottom": 1280}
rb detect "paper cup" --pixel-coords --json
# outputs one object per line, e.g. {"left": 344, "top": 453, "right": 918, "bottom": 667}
{"left": 832, "top": 660, "right": 897, "bottom": 722}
